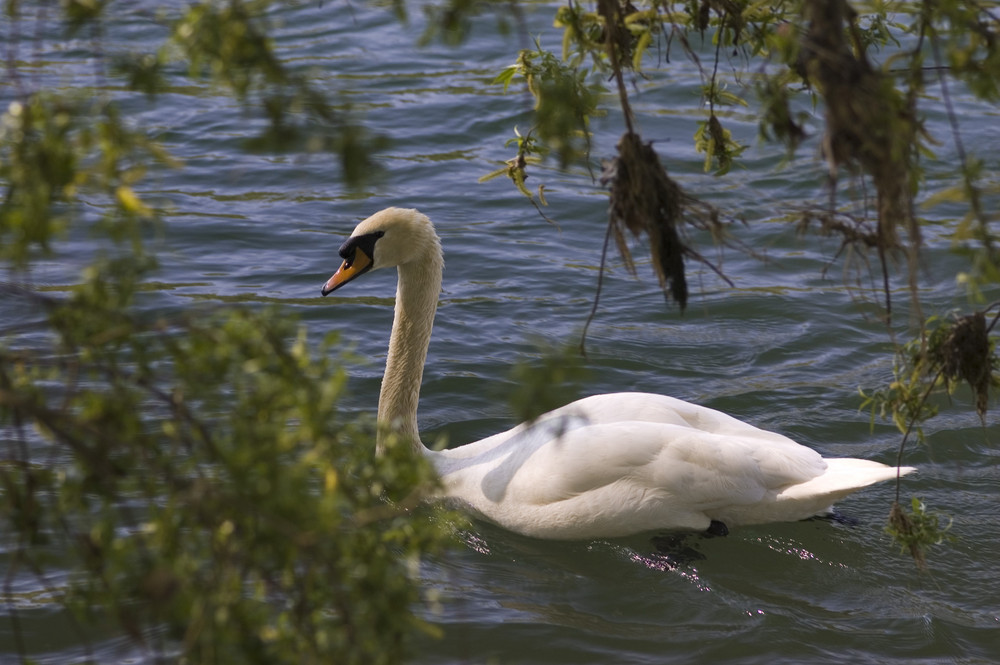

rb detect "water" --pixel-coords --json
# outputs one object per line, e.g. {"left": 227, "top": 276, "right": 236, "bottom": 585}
{"left": 2, "top": 2, "right": 999, "bottom": 663}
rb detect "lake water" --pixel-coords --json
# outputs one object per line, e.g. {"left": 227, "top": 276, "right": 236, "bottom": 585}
{"left": 2, "top": 2, "right": 999, "bottom": 664}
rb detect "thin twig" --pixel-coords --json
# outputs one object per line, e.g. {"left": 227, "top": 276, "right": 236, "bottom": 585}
{"left": 894, "top": 368, "right": 941, "bottom": 503}
{"left": 579, "top": 217, "right": 615, "bottom": 357}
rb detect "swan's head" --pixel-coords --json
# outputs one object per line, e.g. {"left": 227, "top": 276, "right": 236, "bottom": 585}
{"left": 321, "top": 207, "right": 440, "bottom": 296}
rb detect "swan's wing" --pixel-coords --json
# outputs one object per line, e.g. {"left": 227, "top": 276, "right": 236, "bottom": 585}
{"left": 532, "top": 393, "right": 826, "bottom": 500}
{"left": 555, "top": 392, "right": 803, "bottom": 446}
{"left": 434, "top": 394, "right": 832, "bottom": 538}
{"left": 443, "top": 392, "right": 801, "bottom": 461}
{"left": 505, "top": 420, "right": 826, "bottom": 506}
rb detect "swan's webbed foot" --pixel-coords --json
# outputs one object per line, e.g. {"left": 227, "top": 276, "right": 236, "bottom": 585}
{"left": 705, "top": 520, "right": 729, "bottom": 537}
{"left": 809, "top": 508, "right": 861, "bottom": 527}
{"left": 649, "top": 521, "right": 728, "bottom": 567}
{"left": 649, "top": 534, "right": 705, "bottom": 567}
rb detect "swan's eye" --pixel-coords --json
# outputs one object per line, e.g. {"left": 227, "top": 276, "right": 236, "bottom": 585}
{"left": 338, "top": 231, "right": 384, "bottom": 264}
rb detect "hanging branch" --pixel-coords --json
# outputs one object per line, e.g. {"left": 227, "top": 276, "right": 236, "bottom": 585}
{"left": 578, "top": 0, "right": 736, "bottom": 353}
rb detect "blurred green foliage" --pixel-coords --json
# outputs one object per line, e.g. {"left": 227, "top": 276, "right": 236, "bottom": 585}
{"left": 2, "top": 295, "right": 454, "bottom": 664}
{"left": 0, "top": 93, "right": 170, "bottom": 269}
{"left": 506, "top": 340, "right": 591, "bottom": 424}
{"left": 888, "top": 497, "right": 956, "bottom": 570}
{"left": 1, "top": 2, "right": 457, "bottom": 663}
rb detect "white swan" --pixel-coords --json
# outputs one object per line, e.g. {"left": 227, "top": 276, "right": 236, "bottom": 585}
{"left": 321, "top": 207, "right": 914, "bottom": 540}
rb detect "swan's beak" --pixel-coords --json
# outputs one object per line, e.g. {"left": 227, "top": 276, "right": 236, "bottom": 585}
{"left": 321, "top": 247, "right": 373, "bottom": 296}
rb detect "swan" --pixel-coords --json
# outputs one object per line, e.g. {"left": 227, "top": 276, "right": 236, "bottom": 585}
{"left": 321, "top": 207, "right": 915, "bottom": 540}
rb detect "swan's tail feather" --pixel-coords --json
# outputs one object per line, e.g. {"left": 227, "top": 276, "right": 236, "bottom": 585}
{"left": 780, "top": 458, "right": 915, "bottom": 504}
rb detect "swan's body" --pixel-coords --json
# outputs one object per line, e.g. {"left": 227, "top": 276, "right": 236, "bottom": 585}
{"left": 322, "top": 207, "right": 914, "bottom": 540}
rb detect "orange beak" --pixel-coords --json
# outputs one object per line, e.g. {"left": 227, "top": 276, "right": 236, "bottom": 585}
{"left": 321, "top": 247, "right": 373, "bottom": 296}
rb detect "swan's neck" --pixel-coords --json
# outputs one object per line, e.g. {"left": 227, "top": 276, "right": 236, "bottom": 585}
{"left": 376, "top": 254, "right": 442, "bottom": 456}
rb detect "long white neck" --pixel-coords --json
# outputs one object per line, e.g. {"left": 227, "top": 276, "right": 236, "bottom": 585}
{"left": 376, "top": 249, "right": 442, "bottom": 455}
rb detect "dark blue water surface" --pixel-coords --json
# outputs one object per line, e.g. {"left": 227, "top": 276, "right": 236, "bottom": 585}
{"left": 2, "top": 3, "right": 998, "bottom": 663}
